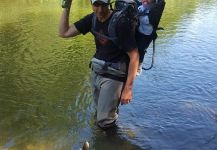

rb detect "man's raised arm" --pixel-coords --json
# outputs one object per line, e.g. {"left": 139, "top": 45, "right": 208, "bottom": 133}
{"left": 58, "top": 0, "right": 80, "bottom": 38}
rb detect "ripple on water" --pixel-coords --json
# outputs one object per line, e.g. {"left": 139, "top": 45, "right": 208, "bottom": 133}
{"left": 119, "top": 99, "right": 217, "bottom": 149}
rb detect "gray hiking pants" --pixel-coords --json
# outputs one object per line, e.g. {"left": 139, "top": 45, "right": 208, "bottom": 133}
{"left": 91, "top": 70, "right": 124, "bottom": 128}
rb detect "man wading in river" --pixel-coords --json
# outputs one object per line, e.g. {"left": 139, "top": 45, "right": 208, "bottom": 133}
{"left": 59, "top": 0, "right": 139, "bottom": 129}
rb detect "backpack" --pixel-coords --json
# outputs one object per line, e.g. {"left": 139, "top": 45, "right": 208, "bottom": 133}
{"left": 136, "top": 0, "right": 165, "bottom": 70}
{"left": 91, "top": 0, "right": 138, "bottom": 48}
{"left": 91, "top": 0, "right": 166, "bottom": 70}
{"left": 136, "top": 0, "right": 166, "bottom": 40}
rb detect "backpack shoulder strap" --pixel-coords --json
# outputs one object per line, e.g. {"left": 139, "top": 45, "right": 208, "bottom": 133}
{"left": 91, "top": 13, "right": 97, "bottom": 32}
{"left": 91, "top": 14, "right": 118, "bottom": 43}
{"left": 108, "top": 11, "right": 123, "bottom": 46}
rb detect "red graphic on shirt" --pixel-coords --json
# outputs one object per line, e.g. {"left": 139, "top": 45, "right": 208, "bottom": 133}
{"left": 95, "top": 29, "right": 109, "bottom": 45}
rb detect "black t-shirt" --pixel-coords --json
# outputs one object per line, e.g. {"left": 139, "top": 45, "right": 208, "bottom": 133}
{"left": 74, "top": 12, "right": 137, "bottom": 63}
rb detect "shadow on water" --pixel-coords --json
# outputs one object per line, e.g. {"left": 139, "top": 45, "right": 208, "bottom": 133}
{"left": 91, "top": 127, "right": 148, "bottom": 150}
{"left": 73, "top": 123, "right": 150, "bottom": 150}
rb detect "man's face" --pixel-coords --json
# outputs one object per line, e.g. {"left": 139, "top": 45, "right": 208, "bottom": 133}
{"left": 92, "top": 1, "right": 110, "bottom": 21}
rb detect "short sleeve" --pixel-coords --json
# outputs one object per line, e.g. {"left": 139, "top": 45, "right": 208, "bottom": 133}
{"left": 74, "top": 13, "right": 93, "bottom": 35}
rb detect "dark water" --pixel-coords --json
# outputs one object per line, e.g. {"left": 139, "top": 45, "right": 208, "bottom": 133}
{"left": 1, "top": 0, "right": 217, "bottom": 150}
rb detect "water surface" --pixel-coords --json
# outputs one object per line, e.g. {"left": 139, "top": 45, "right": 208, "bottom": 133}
{"left": 1, "top": 0, "right": 217, "bottom": 150}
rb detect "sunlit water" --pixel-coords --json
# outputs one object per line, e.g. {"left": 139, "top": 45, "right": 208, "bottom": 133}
{"left": 0, "top": 0, "right": 217, "bottom": 150}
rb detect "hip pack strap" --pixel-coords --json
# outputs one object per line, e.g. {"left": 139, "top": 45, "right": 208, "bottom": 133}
{"left": 91, "top": 58, "right": 127, "bottom": 78}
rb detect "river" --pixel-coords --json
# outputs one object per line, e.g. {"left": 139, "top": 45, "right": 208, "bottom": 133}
{"left": 0, "top": 0, "right": 217, "bottom": 150}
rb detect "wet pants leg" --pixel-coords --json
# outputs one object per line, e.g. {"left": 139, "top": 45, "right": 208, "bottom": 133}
{"left": 91, "top": 71, "right": 124, "bottom": 128}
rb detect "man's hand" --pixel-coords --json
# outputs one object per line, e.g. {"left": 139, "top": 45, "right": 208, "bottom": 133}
{"left": 62, "top": 0, "right": 72, "bottom": 9}
{"left": 59, "top": 0, "right": 80, "bottom": 38}
{"left": 120, "top": 48, "right": 139, "bottom": 105}
{"left": 120, "top": 86, "right": 132, "bottom": 105}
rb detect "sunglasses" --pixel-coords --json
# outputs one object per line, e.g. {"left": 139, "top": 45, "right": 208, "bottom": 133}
{"left": 93, "top": 2, "right": 109, "bottom": 7}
